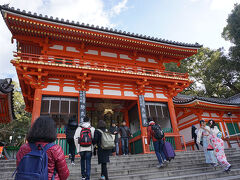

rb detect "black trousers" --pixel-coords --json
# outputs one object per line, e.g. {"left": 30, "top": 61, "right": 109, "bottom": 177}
{"left": 194, "top": 137, "right": 199, "bottom": 150}
{"left": 101, "top": 163, "right": 108, "bottom": 180}
{"left": 67, "top": 138, "right": 76, "bottom": 162}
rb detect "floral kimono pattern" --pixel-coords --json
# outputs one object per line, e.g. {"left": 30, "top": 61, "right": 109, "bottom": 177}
{"left": 209, "top": 134, "right": 231, "bottom": 170}
{"left": 201, "top": 128, "right": 218, "bottom": 164}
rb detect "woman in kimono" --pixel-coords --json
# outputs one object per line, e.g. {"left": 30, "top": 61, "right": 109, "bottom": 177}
{"left": 197, "top": 120, "right": 218, "bottom": 167}
{"left": 204, "top": 127, "right": 232, "bottom": 172}
{"left": 208, "top": 119, "right": 220, "bottom": 136}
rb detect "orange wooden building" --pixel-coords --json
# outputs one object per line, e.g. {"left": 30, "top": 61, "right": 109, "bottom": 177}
{"left": 0, "top": 78, "right": 14, "bottom": 124}
{"left": 174, "top": 94, "right": 240, "bottom": 149}
{"left": 0, "top": 5, "right": 204, "bottom": 154}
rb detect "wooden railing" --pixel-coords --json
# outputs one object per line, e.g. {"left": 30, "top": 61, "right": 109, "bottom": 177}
{"left": 14, "top": 52, "right": 189, "bottom": 79}
{"left": 129, "top": 128, "right": 186, "bottom": 154}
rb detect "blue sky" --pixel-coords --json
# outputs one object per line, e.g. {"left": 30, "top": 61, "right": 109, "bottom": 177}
{"left": 0, "top": 0, "right": 239, "bottom": 80}
{"left": 110, "top": 0, "right": 236, "bottom": 50}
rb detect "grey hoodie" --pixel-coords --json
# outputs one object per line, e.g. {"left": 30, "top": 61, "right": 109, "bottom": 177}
{"left": 74, "top": 122, "right": 95, "bottom": 153}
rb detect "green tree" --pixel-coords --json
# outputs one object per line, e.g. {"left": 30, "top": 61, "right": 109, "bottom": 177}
{"left": 165, "top": 47, "right": 240, "bottom": 98}
{"left": 0, "top": 81, "right": 31, "bottom": 146}
{"left": 222, "top": 3, "right": 240, "bottom": 72}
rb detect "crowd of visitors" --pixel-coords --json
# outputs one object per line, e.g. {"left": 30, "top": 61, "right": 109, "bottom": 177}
{"left": 14, "top": 115, "right": 231, "bottom": 180}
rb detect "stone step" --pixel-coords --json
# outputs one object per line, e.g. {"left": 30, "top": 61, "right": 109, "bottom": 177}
{"left": 1, "top": 148, "right": 239, "bottom": 180}
{"left": 70, "top": 154, "right": 240, "bottom": 172}
{"left": 0, "top": 148, "right": 237, "bottom": 163}
{"left": 69, "top": 162, "right": 240, "bottom": 179}
{"left": 103, "top": 168, "right": 240, "bottom": 180}
{"left": 3, "top": 159, "right": 240, "bottom": 179}
{"left": 1, "top": 152, "right": 239, "bottom": 173}
{"left": 2, "top": 153, "right": 239, "bottom": 174}
{"left": 209, "top": 174, "right": 240, "bottom": 180}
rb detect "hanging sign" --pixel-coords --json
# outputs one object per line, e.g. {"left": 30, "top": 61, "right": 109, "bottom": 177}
{"left": 79, "top": 91, "right": 86, "bottom": 123}
{"left": 138, "top": 95, "right": 148, "bottom": 127}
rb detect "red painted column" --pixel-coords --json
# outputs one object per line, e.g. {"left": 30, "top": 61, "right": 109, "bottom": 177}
{"left": 124, "top": 110, "right": 130, "bottom": 127}
{"left": 31, "top": 88, "right": 42, "bottom": 124}
{"left": 168, "top": 98, "right": 182, "bottom": 150}
{"left": 168, "top": 98, "right": 179, "bottom": 134}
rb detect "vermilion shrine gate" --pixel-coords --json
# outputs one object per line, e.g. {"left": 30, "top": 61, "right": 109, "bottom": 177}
{"left": 1, "top": 5, "right": 205, "bottom": 154}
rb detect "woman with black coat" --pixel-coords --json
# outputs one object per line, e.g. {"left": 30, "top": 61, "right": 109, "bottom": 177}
{"left": 93, "top": 120, "right": 111, "bottom": 180}
{"left": 65, "top": 115, "right": 78, "bottom": 164}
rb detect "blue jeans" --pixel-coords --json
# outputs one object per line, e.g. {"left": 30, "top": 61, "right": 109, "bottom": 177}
{"left": 153, "top": 140, "right": 166, "bottom": 165}
{"left": 80, "top": 151, "right": 92, "bottom": 180}
{"left": 121, "top": 138, "right": 129, "bottom": 155}
{"left": 115, "top": 142, "right": 119, "bottom": 155}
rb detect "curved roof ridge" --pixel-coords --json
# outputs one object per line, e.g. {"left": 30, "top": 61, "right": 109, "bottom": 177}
{"left": 0, "top": 4, "right": 202, "bottom": 49}
{"left": 173, "top": 93, "right": 240, "bottom": 105}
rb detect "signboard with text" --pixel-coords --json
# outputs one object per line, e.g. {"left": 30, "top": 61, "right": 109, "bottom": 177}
{"left": 79, "top": 91, "right": 86, "bottom": 123}
{"left": 138, "top": 95, "right": 148, "bottom": 127}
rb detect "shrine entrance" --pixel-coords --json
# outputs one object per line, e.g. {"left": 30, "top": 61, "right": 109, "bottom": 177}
{"left": 86, "top": 98, "right": 140, "bottom": 134}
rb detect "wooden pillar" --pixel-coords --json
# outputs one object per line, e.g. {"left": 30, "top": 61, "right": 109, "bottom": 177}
{"left": 31, "top": 88, "right": 42, "bottom": 124}
{"left": 124, "top": 110, "right": 129, "bottom": 127}
{"left": 168, "top": 98, "right": 182, "bottom": 150}
{"left": 168, "top": 98, "right": 179, "bottom": 134}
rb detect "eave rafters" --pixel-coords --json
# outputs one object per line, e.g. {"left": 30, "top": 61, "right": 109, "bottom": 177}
{"left": 4, "top": 13, "right": 198, "bottom": 60}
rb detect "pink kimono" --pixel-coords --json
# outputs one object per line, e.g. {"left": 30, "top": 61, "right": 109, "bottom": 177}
{"left": 209, "top": 134, "right": 231, "bottom": 170}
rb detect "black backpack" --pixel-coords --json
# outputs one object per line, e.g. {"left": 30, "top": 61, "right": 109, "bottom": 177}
{"left": 151, "top": 124, "right": 164, "bottom": 140}
{"left": 78, "top": 128, "right": 92, "bottom": 147}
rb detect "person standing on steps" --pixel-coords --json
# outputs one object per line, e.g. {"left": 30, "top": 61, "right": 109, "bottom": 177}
{"left": 93, "top": 120, "right": 112, "bottom": 180}
{"left": 147, "top": 117, "right": 167, "bottom": 168}
{"left": 208, "top": 119, "right": 220, "bottom": 136}
{"left": 74, "top": 117, "right": 95, "bottom": 180}
{"left": 119, "top": 121, "right": 132, "bottom": 155}
{"left": 204, "top": 126, "right": 232, "bottom": 172}
{"left": 192, "top": 125, "right": 200, "bottom": 150}
{"left": 109, "top": 121, "right": 119, "bottom": 156}
{"left": 197, "top": 120, "right": 218, "bottom": 167}
{"left": 16, "top": 116, "right": 69, "bottom": 180}
{"left": 65, "top": 115, "right": 78, "bottom": 165}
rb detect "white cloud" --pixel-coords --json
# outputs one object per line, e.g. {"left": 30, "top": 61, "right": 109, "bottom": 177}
{"left": 210, "top": 0, "right": 240, "bottom": 11}
{"left": 0, "top": 0, "right": 128, "bottom": 81}
{"left": 189, "top": 0, "right": 240, "bottom": 11}
{"left": 110, "top": 0, "right": 128, "bottom": 16}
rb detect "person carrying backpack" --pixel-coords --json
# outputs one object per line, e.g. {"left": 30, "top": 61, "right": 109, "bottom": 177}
{"left": 191, "top": 125, "right": 199, "bottom": 150}
{"left": 65, "top": 115, "right": 78, "bottom": 165}
{"left": 147, "top": 117, "right": 167, "bottom": 168}
{"left": 15, "top": 116, "right": 69, "bottom": 180}
{"left": 74, "top": 116, "right": 95, "bottom": 180}
{"left": 93, "top": 120, "right": 113, "bottom": 180}
{"left": 119, "top": 121, "right": 132, "bottom": 155}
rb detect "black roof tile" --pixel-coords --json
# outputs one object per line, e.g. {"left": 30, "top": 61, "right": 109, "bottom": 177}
{"left": 173, "top": 94, "right": 240, "bottom": 106}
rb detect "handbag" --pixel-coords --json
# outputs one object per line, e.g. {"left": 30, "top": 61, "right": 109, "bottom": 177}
{"left": 217, "top": 131, "right": 222, "bottom": 139}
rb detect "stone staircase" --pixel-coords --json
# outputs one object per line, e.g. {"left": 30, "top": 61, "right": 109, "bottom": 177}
{"left": 1, "top": 148, "right": 240, "bottom": 180}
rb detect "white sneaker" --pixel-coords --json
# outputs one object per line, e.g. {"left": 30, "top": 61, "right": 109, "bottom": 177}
{"left": 157, "top": 164, "right": 164, "bottom": 168}
{"left": 71, "top": 161, "right": 75, "bottom": 165}
{"left": 164, "top": 160, "right": 168, "bottom": 164}
{"left": 100, "top": 175, "right": 105, "bottom": 180}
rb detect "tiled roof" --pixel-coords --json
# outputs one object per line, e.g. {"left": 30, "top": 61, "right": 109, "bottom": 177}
{"left": 0, "top": 4, "right": 202, "bottom": 49}
{"left": 0, "top": 78, "right": 15, "bottom": 123}
{"left": 173, "top": 94, "right": 240, "bottom": 106}
{"left": 0, "top": 78, "right": 14, "bottom": 93}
